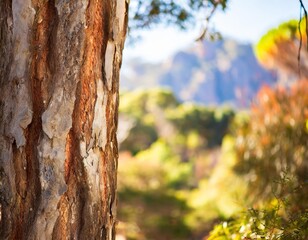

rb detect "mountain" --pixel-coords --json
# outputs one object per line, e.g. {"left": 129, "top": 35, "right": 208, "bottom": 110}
{"left": 120, "top": 39, "right": 277, "bottom": 108}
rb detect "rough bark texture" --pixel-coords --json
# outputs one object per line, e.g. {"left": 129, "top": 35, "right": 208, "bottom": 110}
{"left": 0, "top": 0, "right": 128, "bottom": 239}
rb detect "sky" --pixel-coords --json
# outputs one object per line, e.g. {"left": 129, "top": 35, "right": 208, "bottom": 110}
{"left": 123, "top": 0, "right": 301, "bottom": 63}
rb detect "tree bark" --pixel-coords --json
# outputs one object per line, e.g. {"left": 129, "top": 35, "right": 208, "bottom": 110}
{"left": 0, "top": 0, "right": 128, "bottom": 239}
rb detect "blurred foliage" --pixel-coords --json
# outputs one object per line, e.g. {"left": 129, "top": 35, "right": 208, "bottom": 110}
{"left": 166, "top": 104, "right": 234, "bottom": 148}
{"left": 208, "top": 183, "right": 308, "bottom": 240}
{"left": 209, "top": 80, "right": 308, "bottom": 240}
{"left": 255, "top": 18, "right": 308, "bottom": 77}
{"left": 118, "top": 16, "right": 308, "bottom": 239}
{"left": 234, "top": 80, "right": 308, "bottom": 205}
{"left": 120, "top": 89, "right": 179, "bottom": 117}
{"left": 117, "top": 140, "right": 193, "bottom": 239}
{"left": 128, "top": 0, "right": 229, "bottom": 41}
{"left": 208, "top": 17, "right": 308, "bottom": 239}
{"left": 119, "top": 89, "right": 178, "bottom": 154}
{"left": 117, "top": 82, "right": 308, "bottom": 239}
{"left": 129, "top": 0, "right": 228, "bottom": 30}
{"left": 117, "top": 89, "right": 239, "bottom": 239}
{"left": 184, "top": 136, "right": 248, "bottom": 234}
{"left": 119, "top": 89, "right": 234, "bottom": 155}
{"left": 117, "top": 136, "right": 248, "bottom": 240}
{"left": 208, "top": 203, "right": 308, "bottom": 240}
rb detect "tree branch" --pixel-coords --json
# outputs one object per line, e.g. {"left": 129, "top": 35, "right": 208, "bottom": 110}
{"left": 297, "top": 0, "right": 308, "bottom": 76}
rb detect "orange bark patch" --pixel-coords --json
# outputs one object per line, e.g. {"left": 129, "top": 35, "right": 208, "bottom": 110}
{"left": 64, "top": 130, "right": 73, "bottom": 183}
{"left": 73, "top": 0, "right": 108, "bottom": 144}
{"left": 59, "top": 0, "right": 113, "bottom": 238}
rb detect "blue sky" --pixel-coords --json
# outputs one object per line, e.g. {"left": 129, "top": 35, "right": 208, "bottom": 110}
{"left": 123, "top": 0, "right": 300, "bottom": 63}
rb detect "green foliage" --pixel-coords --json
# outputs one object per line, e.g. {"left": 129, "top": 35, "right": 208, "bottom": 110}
{"left": 209, "top": 80, "right": 308, "bottom": 240}
{"left": 119, "top": 89, "right": 234, "bottom": 154}
{"left": 119, "top": 89, "right": 178, "bottom": 154}
{"left": 185, "top": 135, "right": 248, "bottom": 232}
{"left": 255, "top": 19, "right": 298, "bottom": 63}
{"left": 118, "top": 79, "right": 308, "bottom": 240}
{"left": 207, "top": 16, "right": 308, "bottom": 238}
{"left": 120, "top": 88, "right": 179, "bottom": 116}
{"left": 135, "top": 140, "right": 194, "bottom": 189}
{"left": 117, "top": 135, "right": 246, "bottom": 239}
{"left": 118, "top": 89, "right": 239, "bottom": 239}
{"left": 255, "top": 18, "right": 308, "bottom": 76}
{"left": 130, "top": 0, "right": 190, "bottom": 29}
{"left": 166, "top": 103, "right": 234, "bottom": 148}
{"left": 129, "top": 0, "right": 228, "bottom": 30}
{"left": 234, "top": 81, "right": 308, "bottom": 204}
{"left": 118, "top": 140, "right": 193, "bottom": 239}
{"left": 208, "top": 194, "right": 308, "bottom": 240}
{"left": 120, "top": 120, "right": 158, "bottom": 155}
{"left": 118, "top": 188, "right": 192, "bottom": 240}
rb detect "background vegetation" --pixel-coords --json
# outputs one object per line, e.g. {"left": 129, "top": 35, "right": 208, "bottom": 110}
{"left": 116, "top": 18, "right": 308, "bottom": 240}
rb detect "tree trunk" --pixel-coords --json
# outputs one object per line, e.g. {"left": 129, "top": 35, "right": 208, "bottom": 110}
{"left": 0, "top": 0, "right": 128, "bottom": 239}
